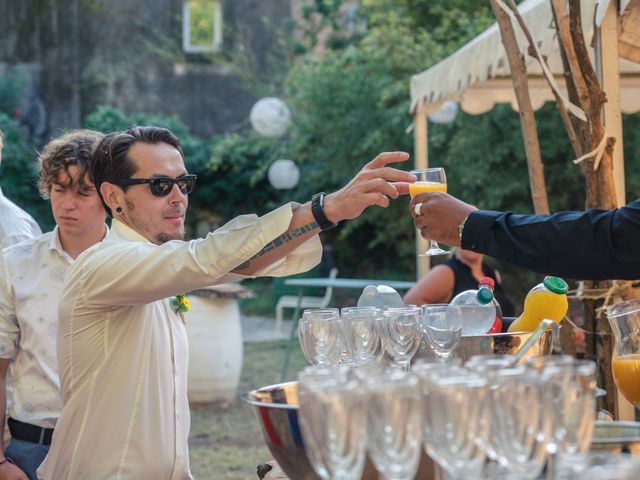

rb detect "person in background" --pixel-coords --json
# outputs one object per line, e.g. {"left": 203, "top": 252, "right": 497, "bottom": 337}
{"left": 0, "top": 129, "right": 42, "bottom": 249}
{"left": 0, "top": 130, "right": 106, "bottom": 480}
{"left": 410, "top": 192, "right": 640, "bottom": 280}
{"left": 39, "top": 126, "right": 415, "bottom": 479}
{"left": 403, "top": 247, "right": 515, "bottom": 317}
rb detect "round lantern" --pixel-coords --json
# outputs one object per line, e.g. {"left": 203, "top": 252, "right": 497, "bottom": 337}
{"left": 428, "top": 100, "right": 459, "bottom": 124}
{"left": 250, "top": 97, "right": 292, "bottom": 138}
{"left": 268, "top": 159, "right": 300, "bottom": 190}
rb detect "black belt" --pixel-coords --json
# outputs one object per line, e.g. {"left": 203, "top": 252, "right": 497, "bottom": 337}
{"left": 8, "top": 417, "right": 54, "bottom": 446}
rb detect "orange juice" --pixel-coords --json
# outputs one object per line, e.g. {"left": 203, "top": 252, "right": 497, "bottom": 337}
{"left": 409, "top": 181, "right": 447, "bottom": 197}
{"left": 508, "top": 276, "right": 569, "bottom": 332}
{"left": 612, "top": 355, "right": 640, "bottom": 405}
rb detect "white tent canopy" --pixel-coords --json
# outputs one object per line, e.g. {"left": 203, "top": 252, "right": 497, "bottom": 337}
{"left": 410, "top": 0, "right": 640, "bottom": 116}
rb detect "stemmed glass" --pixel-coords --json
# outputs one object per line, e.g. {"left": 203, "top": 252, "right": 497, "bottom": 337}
{"left": 381, "top": 306, "right": 422, "bottom": 371}
{"left": 422, "top": 369, "right": 490, "bottom": 478}
{"left": 364, "top": 368, "right": 423, "bottom": 480}
{"left": 298, "top": 308, "right": 343, "bottom": 366}
{"left": 297, "top": 365, "right": 368, "bottom": 480}
{"left": 410, "top": 167, "right": 447, "bottom": 256}
{"left": 421, "top": 304, "right": 462, "bottom": 361}
{"left": 340, "top": 307, "right": 385, "bottom": 366}
{"left": 487, "top": 365, "right": 552, "bottom": 479}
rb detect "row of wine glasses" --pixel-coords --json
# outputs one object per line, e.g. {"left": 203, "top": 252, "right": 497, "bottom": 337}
{"left": 298, "top": 305, "right": 464, "bottom": 370}
{"left": 297, "top": 356, "right": 602, "bottom": 480}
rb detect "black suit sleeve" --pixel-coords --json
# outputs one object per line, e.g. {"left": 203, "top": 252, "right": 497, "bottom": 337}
{"left": 460, "top": 199, "right": 640, "bottom": 280}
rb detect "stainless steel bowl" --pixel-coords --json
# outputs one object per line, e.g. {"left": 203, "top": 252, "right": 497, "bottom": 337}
{"left": 416, "top": 329, "right": 553, "bottom": 362}
{"left": 244, "top": 330, "right": 552, "bottom": 479}
{"left": 244, "top": 381, "right": 437, "bottom": 480}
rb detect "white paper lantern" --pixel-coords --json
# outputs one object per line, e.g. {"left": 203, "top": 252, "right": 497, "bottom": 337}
{"left": 268, "top": 159, "right": 300, "bottom": 190}
{"left": 428, "top": 101, "right": 459, "bottom": 124}
{"left": 250, "top": 97, "right": 292, "bottom": 138}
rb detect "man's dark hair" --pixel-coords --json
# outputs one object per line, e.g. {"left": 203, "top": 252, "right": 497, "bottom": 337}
{"left": 91, "top": 126, "right": 183, "bottom": 217}
{"left": 38, "top": 129, "right": 104, "bottom": 199}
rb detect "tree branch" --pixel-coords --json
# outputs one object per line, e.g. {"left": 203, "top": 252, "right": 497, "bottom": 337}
{"left": 490, "top": 0, "right": 550, "bottom": 214}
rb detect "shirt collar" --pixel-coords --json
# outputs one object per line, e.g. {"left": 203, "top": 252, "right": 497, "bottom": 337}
{"left": 0, "top": 186, "right": 4, "bottom": 199}
{"left": 49, "top": 224, "right": 110, "bottom": 257}
{"left": 108, "top": 218, "right": 153, "bottom": 244}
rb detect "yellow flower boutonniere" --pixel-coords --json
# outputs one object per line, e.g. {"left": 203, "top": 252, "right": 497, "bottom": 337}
{"left": 170, "top": 294, "right": 190, "bottom": 324}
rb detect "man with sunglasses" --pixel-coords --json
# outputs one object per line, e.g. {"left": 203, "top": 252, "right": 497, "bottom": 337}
{"left": 39, "top": 126, "right": 415, "bottom": 479}
{"left": 0, "top": 130, "right": 106, "bottom": 480}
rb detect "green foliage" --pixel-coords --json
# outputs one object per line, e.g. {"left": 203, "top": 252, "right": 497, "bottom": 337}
{"left": 0, "top": 113, "right": 52, "bottom": 229}
{"left": 0, "top": 69, "right": 25, "bottom": 116}
{"left": 277, "top": 1, "right": 496, "bottom": 277}
{"left": 207, "top": 134, "right": 284, "bottom": 218}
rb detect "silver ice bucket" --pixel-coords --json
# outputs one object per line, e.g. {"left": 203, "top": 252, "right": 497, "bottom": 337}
{"left": 244, "top": 329, "right": 553, "bottom": 480}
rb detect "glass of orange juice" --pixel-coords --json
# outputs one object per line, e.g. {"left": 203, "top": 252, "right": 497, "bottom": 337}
{"left": 409, "top": 167, "right": 447, "bottom": 256}
{"left": 605, "top": 299, "right": 640, "bottom": 406}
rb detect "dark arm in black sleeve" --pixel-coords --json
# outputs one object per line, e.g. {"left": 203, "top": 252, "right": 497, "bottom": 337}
{"left": 460, "top": 199, "right": 640, "bottom": 280}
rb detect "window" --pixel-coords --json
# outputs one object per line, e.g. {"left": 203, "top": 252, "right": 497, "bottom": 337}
{"left": 182, "top": 0, "right": 222, "bottom": 53}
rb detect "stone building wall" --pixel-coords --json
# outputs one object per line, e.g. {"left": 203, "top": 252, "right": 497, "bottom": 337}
{"left": 0, "top": 0, "right": 292, "bottom": 138}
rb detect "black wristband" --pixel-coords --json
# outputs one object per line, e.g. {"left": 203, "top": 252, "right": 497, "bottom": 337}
{"left": 311, "top": 192, "right": 337, "bottom": 231}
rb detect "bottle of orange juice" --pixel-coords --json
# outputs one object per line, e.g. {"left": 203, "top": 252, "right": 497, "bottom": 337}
{"left": 508, "top": 276, "right": 569, "bottom": 333}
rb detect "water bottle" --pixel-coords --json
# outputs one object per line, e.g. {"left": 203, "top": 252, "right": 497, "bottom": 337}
{"left": 481, "top": 277, "right": 504, "bottom": 334}
{"left": 357, "top": 285, "right": 405, "bottom": 309}
{"left": 449, "top": 277, "right": 496, "bottom": 335}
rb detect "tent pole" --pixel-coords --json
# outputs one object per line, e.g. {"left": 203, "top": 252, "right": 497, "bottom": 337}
{"left": 414, "top": 110, "right": 430, "bottom": 279}
{"left": 595, "top": 0, "right": 626, "bottom": 207}
{"left": 596, "top": 0, "right": 633, "bottom": 421}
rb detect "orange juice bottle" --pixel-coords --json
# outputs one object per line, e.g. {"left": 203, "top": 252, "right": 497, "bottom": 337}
{"left": 612, "top": 354, "right": 640, "bottom": 405}
{"left": 508, "top": 276, "right": 569, "bottom": 333}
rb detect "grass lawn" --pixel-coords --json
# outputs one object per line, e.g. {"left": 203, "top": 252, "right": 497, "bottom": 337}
{"left": 188, "top": 339, "right": 308, "bottom": 480}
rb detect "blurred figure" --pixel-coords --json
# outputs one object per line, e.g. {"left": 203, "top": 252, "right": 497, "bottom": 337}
{"left": 404, "top": 248, "right": 515, "bottom": 317}
{"left": 0, "top": 129, "right": 42, "bottom": 249}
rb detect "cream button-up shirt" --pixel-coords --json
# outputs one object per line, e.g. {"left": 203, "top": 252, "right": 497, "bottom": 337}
{"left": 0, "top": 187, "right": 42, "bottom": 250}
{"left": 0, "top": 227, "right": 79, "bottom": 428}
{"left": 39, "top": 203, "right": 321, "bottom": 480}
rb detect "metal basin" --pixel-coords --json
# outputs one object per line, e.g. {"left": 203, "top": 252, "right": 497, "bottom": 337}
{"left": 244, "top": 381, "right": 437, "bottom": 480}
{"left": 591, "top": 421, "right": 640, "bottom": 455}
{"left": 416, "top": 328, "right": 554, "bottom": 363}
{"left": 244, "top": 329, "right": 552, "bottom": 479}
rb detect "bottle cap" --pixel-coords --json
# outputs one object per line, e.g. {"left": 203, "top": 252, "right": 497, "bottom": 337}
{"left": 543, "top": 276, "right": 569, "bottom": 295}
{"left": 479, "top": 277, "right": 495, "bottom": 289}
{"left": 476, "top": 287, "right": 494, "bottom": 305}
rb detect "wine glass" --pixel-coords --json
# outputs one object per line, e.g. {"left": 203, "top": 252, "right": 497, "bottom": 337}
{"left": 381, "top": 306, "right": 421, "bottom": 371}
{"left": 298, "top": 308, "right": 343, "bottom": 366}
{"left": 421, "top": 304, "right": 462, "bottom": 361}
{"left": 297, "top": 366, "right": 368, "bottom": 480}
{"left": 410, "top": 167, "right": 447, "bottom": 256}
{"left": 340, "top": 307, "right": 385, "bottom": 366}
{"left": 364, "top": 368, "right": 423, "bottom": 480}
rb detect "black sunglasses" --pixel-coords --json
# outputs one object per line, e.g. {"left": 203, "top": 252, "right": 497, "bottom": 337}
{"left": 116, "top": 174, "right": 198, "bottom": 197}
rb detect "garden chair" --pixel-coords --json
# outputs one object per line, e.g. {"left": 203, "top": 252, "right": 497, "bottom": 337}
{"left": 274, "top": 267, "right": 339, "bottom": 332}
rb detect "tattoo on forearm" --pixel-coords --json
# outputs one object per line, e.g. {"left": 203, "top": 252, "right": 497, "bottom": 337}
{"left": 235, "top": 221, "right": 320, "bottom": 271}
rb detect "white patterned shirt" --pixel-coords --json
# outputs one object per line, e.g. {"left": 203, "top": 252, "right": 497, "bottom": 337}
{"left": 39, "top": 203, "right": 321, "bottom": 480}
{"left": 0, "top": 187, "right": 42, "bottom": 250}
{"left": 0, "top": 226, "right": 106, "bottom": 428}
